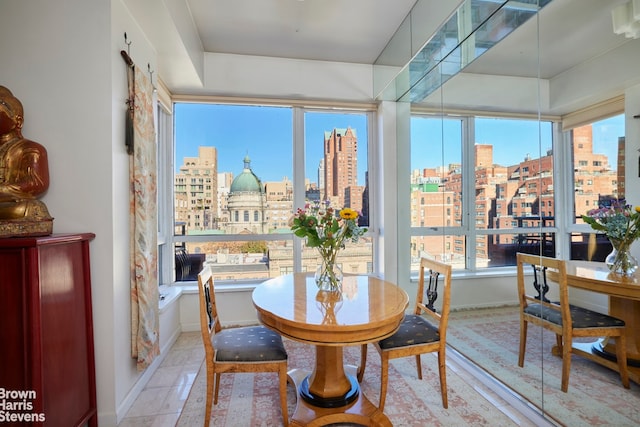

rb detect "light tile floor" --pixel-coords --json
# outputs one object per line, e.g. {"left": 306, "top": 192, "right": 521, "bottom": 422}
{"left": 118, "top": 331, "right": 553, "bottom": 427}
{"left": 118, "top": 332, "right": 204, "bottom": 427}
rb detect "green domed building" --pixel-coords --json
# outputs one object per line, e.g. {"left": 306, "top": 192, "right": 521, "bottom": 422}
{"left": 225, "top": 155, "right": 266, "bottom": 234}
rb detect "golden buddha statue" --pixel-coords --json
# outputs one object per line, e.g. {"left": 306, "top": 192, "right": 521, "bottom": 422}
{"left": 0, "top": 85, "right": 53, "bottom": 237}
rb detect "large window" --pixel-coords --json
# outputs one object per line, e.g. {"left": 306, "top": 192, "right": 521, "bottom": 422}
{"left": 410, "top": 114, "right": 554, "bottom": 271}
{"left": 170, "top": 103, "right": 372, "bottom": 283}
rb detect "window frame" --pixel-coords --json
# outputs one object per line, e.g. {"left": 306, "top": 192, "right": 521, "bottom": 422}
{"left": 157, "top": 101, "right": 173, "bottom": 285}
{"left": 162, "top": 100, "right": 376, "bottom": 286}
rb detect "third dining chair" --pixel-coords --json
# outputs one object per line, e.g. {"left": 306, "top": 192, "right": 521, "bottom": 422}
{"left": 516, "top": 252, "right": 630, "bottom": 392}
{"left": 358, "top": 257, "right": 452, "bottom": 410}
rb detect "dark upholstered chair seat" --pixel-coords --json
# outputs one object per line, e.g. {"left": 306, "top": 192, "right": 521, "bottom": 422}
{"left": 379, "top": 314, "right": 440, "bottom": 350}
{"left": 214, "top": 326, "right": 288, "bottom": 362}
{"left": 523, "top": 303, "right": 625, "bottom": 329}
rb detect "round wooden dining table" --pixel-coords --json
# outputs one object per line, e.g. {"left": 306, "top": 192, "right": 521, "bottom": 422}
{"left": 252, "top": 273, "right": 409, "bottom": 427}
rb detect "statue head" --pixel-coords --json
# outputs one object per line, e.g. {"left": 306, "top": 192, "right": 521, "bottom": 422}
{"left": 0, "top": 85, "right": 24, "bottom": 135}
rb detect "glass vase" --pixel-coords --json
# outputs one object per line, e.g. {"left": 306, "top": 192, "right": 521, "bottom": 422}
{"left": 314, "top": 258, "right": 343, "bottom": 292}
{"left": 606, "top": 238, "right": 639, "bottom": 277}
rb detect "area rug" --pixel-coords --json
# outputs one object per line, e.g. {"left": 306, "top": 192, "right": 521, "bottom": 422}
{"left": 177, "top": 338, "right": 517, "bottom": 426}
{"left": 447, "top": 306, "right": 640, "bottom": 427}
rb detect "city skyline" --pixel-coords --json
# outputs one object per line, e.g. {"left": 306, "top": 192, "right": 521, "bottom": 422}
{"left": 173, "top": 115, "right": 622, "bottom": 276}
{"left": 176, "top": 104, "right": 624, "bottom": 188}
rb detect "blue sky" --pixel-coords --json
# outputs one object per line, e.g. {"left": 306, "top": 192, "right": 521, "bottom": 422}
{"left": 410, "top": 114, "right": 625, "bottom": 170}
{"left": 175, "top": 104, "right": 625, "bottom": 183}
{"left": 174, "top": 103, "right": 368, "bottom": 184}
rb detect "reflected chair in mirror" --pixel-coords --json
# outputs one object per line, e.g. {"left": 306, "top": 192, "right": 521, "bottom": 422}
{"left": 516, "top": 252, "right": 630, "bottom": 392}
{"left": 357, "top": 257, "right": 451, "bottom": 410}
{"left": 197, "top": 266, "right": 289, "bottom": 427}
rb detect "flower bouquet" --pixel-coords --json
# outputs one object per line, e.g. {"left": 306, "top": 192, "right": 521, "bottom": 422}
{"left": 290, "top": 201, "right": 367, "bottom": 291}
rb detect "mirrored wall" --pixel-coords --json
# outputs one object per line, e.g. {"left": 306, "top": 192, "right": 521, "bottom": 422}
{"left": 376, "top": 0, "right": 636, "bottom": 424}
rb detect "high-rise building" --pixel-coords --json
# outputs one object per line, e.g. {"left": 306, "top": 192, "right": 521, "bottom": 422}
{"left": 317, "top": 159, "right": 324, "bottom": 193}
{"left": 174, "top": 146, "right": 217, "bottom": 231}
{"left": 323, "top": 127, "right": 358, "bottom": 207}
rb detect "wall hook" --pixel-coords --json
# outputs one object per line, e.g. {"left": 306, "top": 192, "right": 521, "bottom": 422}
{"left": 124, "top": 32, "right": 131, "bottom": 55}
{"left": 147, "top": 63, "right": 157, "bottom": 92}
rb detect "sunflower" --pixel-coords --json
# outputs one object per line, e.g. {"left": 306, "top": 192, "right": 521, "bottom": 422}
{"left": 339, "top": 208, "right": 358, "bottom": 220}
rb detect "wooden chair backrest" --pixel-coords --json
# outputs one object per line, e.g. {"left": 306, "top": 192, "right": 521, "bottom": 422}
{"left": 198, "top": 266, "right": 222, "bottom": 358}
{"left": 516, "top": 253, "right": 571, "bottom": 331}
{"left": 416, "top": 257, "right": 452, "bottom": 339}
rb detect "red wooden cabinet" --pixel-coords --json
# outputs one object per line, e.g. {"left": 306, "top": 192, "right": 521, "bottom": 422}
{"left": 0, "top": 233, "right": 97, "bottom": 427}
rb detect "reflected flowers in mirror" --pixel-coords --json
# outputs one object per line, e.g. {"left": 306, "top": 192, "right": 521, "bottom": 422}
{"left": 582, "top": 199, "right": 640, "bottom": 276}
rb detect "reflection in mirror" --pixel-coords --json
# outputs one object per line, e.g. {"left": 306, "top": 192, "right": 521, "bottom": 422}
{"left": 410, "top": 98, "right": 552, "bottom": 420}
{"left": 374, "top": 0, "right": 552, "bottom": 104}
{"left": 407, "top": 0, "right": 551, "bottom": 103}
{"left": 380, "top": 0, "right": 639, "bottom": 424}
{"left": 571, "top": 115, "right": 626, "bottom": 262}
{"left": 389, "top": 0, "right": 640, "bottom": 424}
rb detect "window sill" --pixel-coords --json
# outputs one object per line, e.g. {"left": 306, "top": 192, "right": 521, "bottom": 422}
{"left": 168, "top": 281, "right": 262, "bottom": 295}
{"left": 158, "top": 284, "right": 182, "bottom": 313}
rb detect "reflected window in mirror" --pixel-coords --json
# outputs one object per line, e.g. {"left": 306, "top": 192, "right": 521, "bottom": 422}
{"left": 410, "top": 114, "right": 554, "bottom": 273}
{"left": 570, "top": 114, "right": 625, "bottom": 262}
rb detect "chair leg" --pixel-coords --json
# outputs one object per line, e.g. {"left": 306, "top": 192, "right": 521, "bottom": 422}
{"left": 214, "top": 372, "right": 222, "bottom": 404}
{"left": 518, "top": 318, "right": 528, "bottom": 367}
{"left": 555, "top": 333, "right": 563, "bottom": 352}
{"left": 614, "top": 334, "right": 630, "bottom": 389}
{"left": 204, "top": 364, "right": 214, "bottom": 427}
{"left": 379, "top": 351, "right": 390, "bottom": 412}
{"left": 415, "top": 354, "right": 423, "bottom": 380}
{"left": 357, "top": 344, "right": 368, "bottom": 383}
{"left": 560, "top": 337, "right": 571, "bottom": 392}
{"left": 438, "top": 348, "right": 448, "bottom": 409}
{"left": 278, "top": 364, "right": 290, "bottom": 427}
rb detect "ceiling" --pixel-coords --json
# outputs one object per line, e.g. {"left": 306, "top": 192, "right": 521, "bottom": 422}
{"left": 185, "top": 0, "right": 631, "bottom": 75}
{"left": 186, "top": 0, "right": 420, "bottom": 64}
{"left": 127, "top": 0, "right": 639, "bottom": 113}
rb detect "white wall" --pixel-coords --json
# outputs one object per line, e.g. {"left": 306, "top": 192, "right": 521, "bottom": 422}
{"left": 181, "top": 288, "right": 260, "bottom": 332}
{"left": 1, "top": 1, "right": 115, "bottom": 425}
{"left": 200, "top": 53, "right": 374, "bottom": 102}
{"left": 110, "top": 2, "right": 165, "bottom": 424}
{"left": 0, "top": 1, "right": 166, "bottom": 425}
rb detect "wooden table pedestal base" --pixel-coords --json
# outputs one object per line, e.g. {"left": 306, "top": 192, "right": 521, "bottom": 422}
{"left": 288, "top": 367, "right": 392, "bottom": 427}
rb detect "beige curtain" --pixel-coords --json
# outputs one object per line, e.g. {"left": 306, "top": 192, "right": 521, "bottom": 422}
{"left": 129, "top": 65, "right": 159, "bottom": 370}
